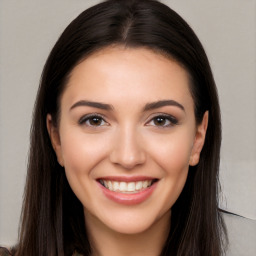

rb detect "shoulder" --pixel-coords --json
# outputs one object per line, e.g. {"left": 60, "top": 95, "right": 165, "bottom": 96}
{"left": 0, "top": 247, "right": 12, "bottom": 256}
{"left": 223, "top": 212, "right": 256, "bottom": 255}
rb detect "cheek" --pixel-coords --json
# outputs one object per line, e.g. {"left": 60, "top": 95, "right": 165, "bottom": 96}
{"left": 60, "top": 129, "right": 109, "bottom": 169}
{"left": 59, "top": 129, "right": 112, "bottom": 192}
{"left": 146, "top": 131, "right": 193, "bottom": 174}
{"left": 145, "top": 130, "right": 194, "bottom": 209}
{"left": 59, "top": 130, "right": 113, "bottom": 208}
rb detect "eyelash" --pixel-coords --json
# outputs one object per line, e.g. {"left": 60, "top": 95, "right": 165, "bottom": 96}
{"left": 78, "top": 113, "right": 178, "bottom": 128}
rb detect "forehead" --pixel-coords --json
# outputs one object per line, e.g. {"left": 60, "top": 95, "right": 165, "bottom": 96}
{"left": 62, "top": 46, "right": 193, "bottom": 111}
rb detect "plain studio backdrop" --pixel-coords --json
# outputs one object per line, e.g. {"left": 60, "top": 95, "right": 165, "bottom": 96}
{"left": 0, "top": 0, "right": 255, "bottom": 255}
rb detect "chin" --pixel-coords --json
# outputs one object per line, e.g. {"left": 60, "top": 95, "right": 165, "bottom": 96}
{"left": 90, "top": 206, "right": 171, "bottom": 236}
{"left": 108, "top": 219, "right": 155, "bottom": 235}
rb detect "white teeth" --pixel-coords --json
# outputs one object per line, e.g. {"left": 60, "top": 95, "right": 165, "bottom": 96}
{"left": 100, "top": 179, "right": 154, "bottom": 193}
{"left": 127, "top": 182, "right": 135, "bottom": 192}
{"left": 142, "top": 180, "right": 148, "bottom": 188}
{"left": 135, "top": 181, "right": 143, "bottom": 190}
{"left": 119, "top": 182, "right": 127, "bottom": 192}
{"left": 107, "top": 180, "right": 113, "bottom": 190}
{"left": 113, "top": 181, "right": 119, "bottom": 191}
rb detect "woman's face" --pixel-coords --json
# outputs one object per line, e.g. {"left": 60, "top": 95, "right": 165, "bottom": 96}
{"left": 48, "top": 47, "right": 207, "bottom": 235}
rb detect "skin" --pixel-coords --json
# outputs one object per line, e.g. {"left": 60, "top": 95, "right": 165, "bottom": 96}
{"left": 47, "top": 46, "right": 208, "bottom": 256}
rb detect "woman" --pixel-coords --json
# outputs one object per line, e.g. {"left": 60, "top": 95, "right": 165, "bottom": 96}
{"left": 2, "top": 0, "right": 227, "bottom": 255}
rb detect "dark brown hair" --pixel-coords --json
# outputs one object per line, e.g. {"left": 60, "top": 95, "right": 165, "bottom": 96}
{"left": 15, "top": 0, "right": 227, "bottom": 255}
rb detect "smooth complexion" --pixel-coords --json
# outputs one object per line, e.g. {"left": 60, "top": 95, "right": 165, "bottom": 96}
{"left": 47, "top": 47, "right": 208, "bottom": 256}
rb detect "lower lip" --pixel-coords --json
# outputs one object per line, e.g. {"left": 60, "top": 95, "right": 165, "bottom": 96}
{"left": 98, "top": 182, "right": 157, "bottom": 205}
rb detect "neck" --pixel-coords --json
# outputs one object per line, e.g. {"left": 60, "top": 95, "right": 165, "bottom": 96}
{"left": 84, "top": 210, "right": 171, "bottom": 256}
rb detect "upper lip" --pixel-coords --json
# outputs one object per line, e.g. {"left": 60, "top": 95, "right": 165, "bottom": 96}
{"left": 97, "top": 176, "right": 158, "bottom": 182}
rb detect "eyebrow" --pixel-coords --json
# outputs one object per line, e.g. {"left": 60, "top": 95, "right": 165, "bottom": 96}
{"left": 70, "top": 100, "right": 113, "bottom": 111}
{"left": 70, "top": 99, "right": 185, "bottom": 112}
{"left": 143, "top": 100, "right": 185, "bottom": 112}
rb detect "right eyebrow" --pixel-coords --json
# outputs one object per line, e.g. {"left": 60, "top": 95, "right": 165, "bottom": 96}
{"left": 70, "top": 100, "right": 114, "bottom": 111}
{"left": 143, "top": 99, "right": 185, "bottom": 112}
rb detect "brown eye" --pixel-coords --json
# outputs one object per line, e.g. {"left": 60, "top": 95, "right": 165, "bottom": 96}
{"left": 79, "top": 115, "right": 108, "bottom": 127}
{"left": 153, "top": 117, "right": 169, "bottom": 126}
{"left": 88, "top": 117, "right": 104, "bottom": 126}
{"left": 147, "top": 115, "right": 178, "bottom": 127}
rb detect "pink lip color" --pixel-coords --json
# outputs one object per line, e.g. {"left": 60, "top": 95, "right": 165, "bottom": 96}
{"left": 98, "top": 180, "right": 157, "bottom": 205}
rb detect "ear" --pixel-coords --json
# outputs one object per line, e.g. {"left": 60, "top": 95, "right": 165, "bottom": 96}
{"left": 46, "top": 114, "right": 64, "bottom": 167}
{"left": 189, "top": 111, "right": 208, "bottom": 166}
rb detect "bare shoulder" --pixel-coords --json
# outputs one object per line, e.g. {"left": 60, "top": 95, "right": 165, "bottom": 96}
{"left": 0, "top": 247, "right": 12, "bottom": 256}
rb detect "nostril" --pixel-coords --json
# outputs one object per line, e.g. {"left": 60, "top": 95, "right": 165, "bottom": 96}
{"left": 109, "top": 130, "right": 147, "bottom": 169}
{"left": 109, "top": 151, "right": 146, "bottom": 169}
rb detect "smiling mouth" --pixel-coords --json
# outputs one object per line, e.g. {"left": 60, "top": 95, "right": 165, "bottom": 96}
{"left": 98, "top": 179, "right": 158, "bottom": 194}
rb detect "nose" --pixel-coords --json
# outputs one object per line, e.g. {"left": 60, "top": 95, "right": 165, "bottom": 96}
{"left": 109, "top": 126, "right": 146, "bottom": 170}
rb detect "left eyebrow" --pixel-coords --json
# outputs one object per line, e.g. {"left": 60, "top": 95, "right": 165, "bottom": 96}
{"left": 70, "top": 100, "right": 114, "bottom": 111}
{"left": 143, "top": 100, "right": 185, "bottom": 112}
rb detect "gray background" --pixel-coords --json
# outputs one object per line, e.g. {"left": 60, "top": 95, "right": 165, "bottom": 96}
{"left": 0, "top": 0, "right": 255, "bottom": 255}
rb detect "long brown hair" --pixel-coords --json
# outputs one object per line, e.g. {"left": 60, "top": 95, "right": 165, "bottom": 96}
{"left": 15, "top": 0, "right": 227, "bottom": 255}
